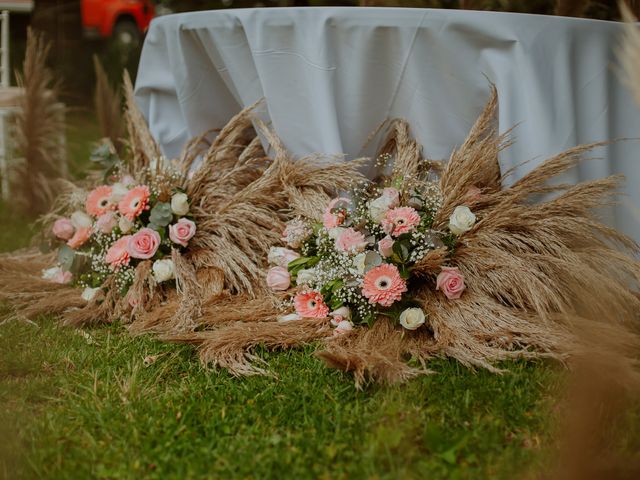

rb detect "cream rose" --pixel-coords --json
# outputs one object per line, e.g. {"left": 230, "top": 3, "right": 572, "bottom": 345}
{"left": 399, "top": 308, "right": 426, "bottom": 330}
{"left": 152, "top": 259, "right": 175, "bottom": 283}
{"left": 449, "top": 206, "right": 476, "bottom": 235}
{"left": 368, "top": 187, "right": 400, "bottom": 222}
{"left": 70, "top": 211, "right": 93, "bottom": 229}
{"left": 171, "top": 192, "right": 190, "bottom": 216}
{"left": 268, "top": 247, "right": 300, "bottom": 267}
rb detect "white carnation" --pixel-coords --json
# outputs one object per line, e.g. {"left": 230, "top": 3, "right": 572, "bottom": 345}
{"left": 70, "top": 211, "right": 92, "bottom": 229}
{"left": 399, "top": 308, "right": 426, "bottom": 330}
{"left": 448, "top": 205, "right": 476, "bottom": 235}
{"left": 152, "top": 259, "right": 175, "bottom": 283}
{"left": 171, "top": 192, "right": 190, "bottom": 216}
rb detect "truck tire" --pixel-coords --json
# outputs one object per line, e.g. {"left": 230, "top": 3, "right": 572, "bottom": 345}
{"left": 113, "top": 19, "right": 141, "bottom": 49}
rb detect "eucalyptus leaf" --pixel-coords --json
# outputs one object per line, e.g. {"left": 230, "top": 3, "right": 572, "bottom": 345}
{"left": 149, "top": 202, "right": 173, "bottom": 227}
{"left": 57, "top": 245, "right": 76, "bottom": 271}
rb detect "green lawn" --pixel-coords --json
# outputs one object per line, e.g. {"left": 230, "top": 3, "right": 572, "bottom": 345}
{"left": 0, "top": 111, "right": 575, "bottom": 480}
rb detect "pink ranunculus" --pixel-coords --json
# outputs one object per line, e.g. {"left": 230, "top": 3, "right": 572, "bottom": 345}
{"left": 465, "top": 185, "right": 482, "bottom": 204}
{"left": 105, "top": 236, "right": 131, "bottom": 268}
{"left": 294, "top": 290, "right": 330, "bottom": 318}
{"left": 168, "top": 218, "right": 197, "bottom": 247}
{"left": 266, "top": 266, "right": 290, "bottom": 291}
{"left": 361, "top": 263, "right": 407, "bottom": 307}
{"left": 52, "top": 218, "right": 75, "bottom": 240}
{"left": 128, "top": 228, "right": 161, "bottom": 259}
{"left": 382, "top": 206, "right": 421, "bottom": 237}
{"left": 96, "top": 212, "right": 118, "bottom": 234}
{"left": 322, "top": 197, "right": 351, "bottom": 229}
{"left": 51, "top": 269, "right": 73, "bottom": 284}
{"left": 378, "top": 236, "right": 395, "bottom": 257}
{"left": 436, "top": 266, "right": 466, "bottom": 300}
{"left": 335, "top": 227, "right": 368, "bottom": 254}
{"left": 382, "top": 187, "right": 400, "bottom": 207}
{"left": 67, "top": 227, "right": 92, "bottom": 249}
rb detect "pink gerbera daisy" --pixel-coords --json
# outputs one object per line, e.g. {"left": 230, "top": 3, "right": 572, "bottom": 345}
{"left": 118, "top": 185, "right": 150, "bottom": 221}
{"left": 294, "top": 290, "right": 330, "bottom": 318}
{"left": 85, "top": 185, "right": 114, "bottom": 217}
{"left": 382, "top": 207, "right": 421, "bottom": 237}
{"left": 104, "top": 236, "right": 132, "bottom": 269}
{"left": 361, "top": 264, "right": 407, "bottom": 307}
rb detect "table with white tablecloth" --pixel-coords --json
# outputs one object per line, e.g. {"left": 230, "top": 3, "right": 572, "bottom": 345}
{"left": 134, "top": 7, "right": 640, "bottom": 242}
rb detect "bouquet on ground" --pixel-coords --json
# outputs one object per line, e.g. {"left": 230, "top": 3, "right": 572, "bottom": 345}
{"left": 44, "top": 161, "right": 196, "bottom": 304}
{"left": 267, "top": 155, "right": 479, "bottom": 334}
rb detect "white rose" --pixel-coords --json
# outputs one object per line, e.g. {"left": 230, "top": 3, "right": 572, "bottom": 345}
{"left": 448, "top": 206, "right": 476, "bottom": 235}
{"left": 353, "top": 252, "right": 367, "bottom": 275}
{"left": 268, "top": 247, "right": 300, "bottom": 267}
{"left": 41, "top": 266, "right": 61, "bottom": 280}
{"left": 81, "top": 287, "right": 102, "bottom": 302}
{"left": 277, "top": 313, "right": 302, "bottom": 322}
{"left": 70, "top": 211, "right": 92, "bottom": 229}
{"left": 399, "top": 308, "right": 426, "bottom": 330}
{"left": 171, "top": 192, "right": 190, "bottom": 216}
{"left": 296, "top": 268, "right": 316, "bottom": 285}
{"left": 119, "top": 216, "right": 134, "bottom": 234}
{"left": 152, "top": 259, "right": 175, "bottom": 283}
{"left": 369, "top": 195, "right": 395, "bottom": 223}
{"left": 109, "top": 182, "right": 129, "bottom": 203}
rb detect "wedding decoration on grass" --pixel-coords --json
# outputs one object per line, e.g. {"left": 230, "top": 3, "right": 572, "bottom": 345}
{"left": 0, "top": 82, "right": 638, "bottom": 386}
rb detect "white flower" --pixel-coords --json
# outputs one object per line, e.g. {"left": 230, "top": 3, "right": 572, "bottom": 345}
{"left": 399, "top": 308, "right": 426, "bottom": 330}
{"left": 330, "top": 306, "right": 351, "bottom": 326}
{"left": 327, "top": 227, "right": 345, "bottom": 240}
{"left": 368, "top": 189, "right": 400, "bottom": 223}
{"left": 119, "top": 216, "right": 134, "bottom": 234}
{"left": 448, "top": 205, "right": 476, "bottom": 235}
{"left": 296, "top": 268, "right": 316, "bottom": 285}
{"left": 171, "top": 192, "right": 190, "bottom": 216}
{"left": 333, "top": 320, "right": 354, "bottom": 335}
{"left": 267, "top": 247, "right": 300, "bottom": 267}
{"left": 41, "top": 266, "right": 61, "bottom": 280}
{"left": 353, "top": 252, "right": 367, "bottom": 275}
{"left": 81, "top": 287, "right": 102, "bottom": 302}
{"left": 277, "top": 313, "right": 302, "bottom": 322}
{"left": 152, "top": 259, "right": 175, "bottom": 283}
{"left": 109, "top": 182, "right": 129, "bottom": 203}
{"left": 353, "top": 251, "right": 382, "bottom": 275}
{"left": 70, "top": 211, "right": 92, "bottom": 229}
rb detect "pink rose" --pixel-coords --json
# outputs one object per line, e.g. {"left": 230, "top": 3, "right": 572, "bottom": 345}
{"left": 169, "top": 218, "right": 197, "bottom": 247}
{"left": 51, "top": 269, "right": 73, "bottom": 284}
{"left": 436, "top": 267, "right": 466, "bottom": 300}
{"left": 322, "top": 197, "right": 351, "bottom": 229}
{"left": 266, "top": 266, "right": 290, "bottom": 291}
{"left": 378, "top": 236, "right": 395, "bottom": 257}
{"left": 335, "top": 227, "right": 368, "bottom": 254}
{"left": 96, "top": 212, "right": 118, "bottom": 234}
{"left": 128, "top": 228, "right": 161, "bottom": 259}
{"left": 67, "top": 227, "right": 92, "bottom": 249}
{"left": 52, "top": 218, "right": 75, "bottom": 240}
{"left": 105, "top": 236, "right": 131, "bottom": 268}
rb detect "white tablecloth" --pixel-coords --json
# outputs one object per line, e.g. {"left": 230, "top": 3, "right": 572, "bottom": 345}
{"left": 134, "top": 7, "right": 640, "bottom": 241}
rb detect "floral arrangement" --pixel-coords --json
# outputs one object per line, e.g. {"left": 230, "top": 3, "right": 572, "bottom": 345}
{"left": 266, "top": 156, "right": 479, "bottom": 334}
{"left": 43, "top": 165, "right": 196, "bottom": 303}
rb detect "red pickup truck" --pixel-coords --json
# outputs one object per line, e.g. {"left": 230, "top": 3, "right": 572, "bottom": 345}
{"left": 81, "top": 0, "right": 155, "bottom": 47}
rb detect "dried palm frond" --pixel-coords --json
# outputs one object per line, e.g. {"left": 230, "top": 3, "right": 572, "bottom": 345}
{"left": 618, "top": 1, "right": 640, "bottom": 108}
{"left": 12, "top": 28, "right": 66, "bottom": 215}
{"left": 93, "top": 55, "right": 124, "bottom": 154}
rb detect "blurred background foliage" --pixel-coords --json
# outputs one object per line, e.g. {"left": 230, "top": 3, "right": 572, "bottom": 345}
{"left": 7, "top": 0, "right": 638, "bottom": 106}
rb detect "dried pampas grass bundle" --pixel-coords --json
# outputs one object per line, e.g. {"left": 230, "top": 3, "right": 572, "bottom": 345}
{"left": 93, "top": 55, "right": 124, "bottom": 154}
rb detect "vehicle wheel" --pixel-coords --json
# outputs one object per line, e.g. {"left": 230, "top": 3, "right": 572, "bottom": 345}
{"left": 112, "top": 19, "right": 141, "bottom": 49}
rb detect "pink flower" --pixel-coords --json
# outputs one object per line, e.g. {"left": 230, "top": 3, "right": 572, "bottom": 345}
{"left": 96, "top": 212, "right": 118, "bottom": 234}
{"left": 382, "top": 206, "right": 421, "bottom": 237}
{"left": 266, "top": 266, "right": 290, "bottom": 291}
{"left": 436, "top": 267, "right": 466, "bottom": 300}
{"left": 168, "top": 218, "right": 197, "bottom": 247}
{"left": 127, "top": 228, "right": 161, "bottom": 259}
{"left": 85, "top": 185, "right": 114, "bottom": 217}
{"left": 282, "top": 219, "right": 311, "bottom": 249}
{"left": 378, "top": 236, "right": 395, "bottom": 257}
{"left": 329, "top": 306, "right": 351, "bottom": 326}
{"left": 294, "top": 290, "right": 330, "bottom": 318}
{"left": 333, "top": 320, "right": 354, "bottom": 336}
{"left": 335, "top": 227, "right": 368, "bottom": 254}
{"left": 51, "top": 269, "right": 72, "bottom": 284}
{"left": 118, "top": 185, "right": 150, "bottom": 221}
{"left": 322, "top": 197, "right": 351, "bottom": 229}
{"left": 465, "top": 185, "right": 482, "bottom": 203}
{"left": 52, "top": 218, "right": 75, "bottom": 240}
{"left": 105, "top": 236, "right": 131, "bottom": 268}
{"left": 361, "top": 263, "right": 407, "bottom": 307}
{"left": 67, "top": 226, "right": 92, "bottom": 249}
